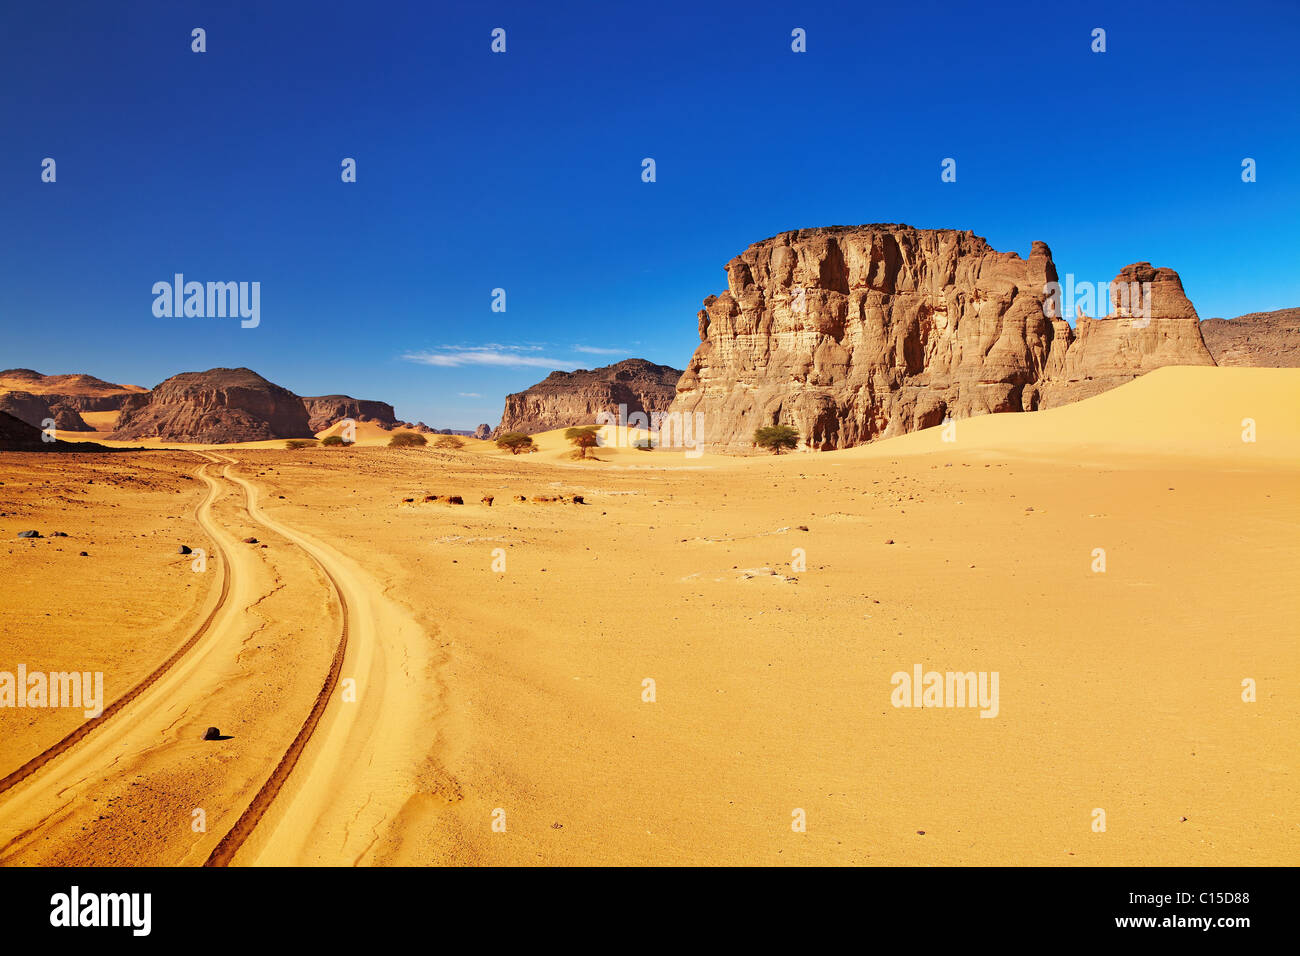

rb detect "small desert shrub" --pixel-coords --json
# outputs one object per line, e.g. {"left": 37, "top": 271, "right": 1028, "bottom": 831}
{"left": 434, "top": 435, "right": 464, "bottom": 450}
{"left": 754, "top": 424, "right": 800, "bottom": 454}
{"left": 389, "top": 431, "right": 428, "bottom": 448}
{"left": 564, "top": 425, "right": 599, "bottom": 458}
{"left": 321, "top": 435, "right": 351, "bottom": 447}
{"left": 284, "top": 438, "right": 317, "bottom": 450}
{"left": 633, "top": 437, "right": 655, "bottom": 451}
{"left": 495, "top": 432, "right": 534, "bottom": 455}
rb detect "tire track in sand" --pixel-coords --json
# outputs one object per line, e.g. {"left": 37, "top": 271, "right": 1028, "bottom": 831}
{"left": 203, "top": 452, "right": 349, "bottom": 866}
{"left": 0, "top": 455, "right": 233, "bottom": 798}
{"left": 203, "top": 454, "right": 436, "bottom": 866}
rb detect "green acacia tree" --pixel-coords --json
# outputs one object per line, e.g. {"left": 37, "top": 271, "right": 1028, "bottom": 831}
{"left": 496, "top": 432, "right": 535, "bottom": 455}
{"left": 754, "top": 424, "right": 800, "bottom": 454}
{"left": 565, "top": 425, "right": 600, "bottom": 459}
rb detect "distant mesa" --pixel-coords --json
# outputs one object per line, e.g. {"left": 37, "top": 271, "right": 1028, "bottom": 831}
{"left": 669, "top": 224, "right": 1243, "bottom": 450}
{"left": 1199, "top": 308, "right": 1300, "bottom": 368}
{"left": 494, "top": 358, "right": 683, "bottom": 437}
{"left": 0, "top": 368, "right": 147, "bottom": 408}
{"left": 301, "top": 395, "right": 397, "bottom": 433}
{"left": 0, "top": 368, "right": 146, "bottom": 432}
{"left": 0, "top": 390, "right": 93, "bottom": 431}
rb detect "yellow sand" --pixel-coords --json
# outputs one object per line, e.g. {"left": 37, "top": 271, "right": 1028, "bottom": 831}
{"left": 1, "top": 366, "right": 1296, "bottom": 865}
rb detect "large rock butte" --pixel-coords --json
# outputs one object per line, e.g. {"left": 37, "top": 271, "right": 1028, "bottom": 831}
{"left": 111, "top": 367, "right": 315, "bottom": 443}
{"left": 494, "top": 358, "right": 682, "bottom": 436}
{"left": 669, "top": 225, "right": 1217, "bottom": 449}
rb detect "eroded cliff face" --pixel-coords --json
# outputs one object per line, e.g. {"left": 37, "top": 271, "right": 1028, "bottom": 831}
{"left": 1029, "top": 262, "right": 1215, "bottom": 409}
{"left": 1199, "top": 308, "right": 1300, "bottom": 368}
{"left": 0, "top": 391, "right": 93, "bottom": 431}
{"left": 669, "top": 225, "right": 1216, "bottom": 449}
{"left": 494, "top": 358, "right": 682, "bottom": 436}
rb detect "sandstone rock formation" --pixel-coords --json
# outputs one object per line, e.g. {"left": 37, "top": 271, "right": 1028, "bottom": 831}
{"left": 0, "top": 391, "right": 92, "bottom": 431}
{"left": 1199, "top": 308, "right": 1300, "bottom": 368}
{"left": 0, "top": 411, "right": 111, "bottom": 451}
{"left": 474, "top": 423, "right": 492, "bottom": 440}
{"left": 301, "top": 395, "right": 397, "bottom": 432}
{"left": 0, "top": 369, "right": 147, "bottom": 431}
{"left": 0, "top": 369, "right": 146, "bottom": 412}
{"left": 494, "top": 358, "right": 682, "bottom": 436}
{"left": 110, "top": 367, "right": 315, "bottom": 443}
{"left": 1028, "top": 262, "right": 1216, "bottom": 409}
{"left": 669, "top": 225, "right": 1218, "bottom": 450}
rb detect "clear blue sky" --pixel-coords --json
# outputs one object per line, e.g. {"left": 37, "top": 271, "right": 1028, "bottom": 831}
{"left": 2, "top": 0, "right": 1297, "bottom": 428}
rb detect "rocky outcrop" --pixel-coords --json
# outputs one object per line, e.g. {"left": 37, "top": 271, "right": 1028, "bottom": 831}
{"left": 0, "top": 411, "right": 111, "bottom": 452}
{"left": 494, "top": 358, "right": 682, "bottom": 436}
{"left": 669, "top": 225, "right": 1218, "bottom": 449}
{"left": 110, "top": 367, "right": 314, "bottom": 443}
{"left": 0, "top": 391, "right": 92, "bottom": 431}
{"left": 474, "top": 423, "right": 492, "bottom": 440}
{"left": 0, "top": 369, "right": 146, "bottom": 413}
{"left": 1028, "top": 262, "right": 1215, "bottom": 409}
{"left": 1199, "top": 308, "right": 1300, "bottom": 368}
{"left": 302, "top": 395, "right": 398, "bottom": 432}
{"left": 2, "top": 366, "right": 414, "bottom": 443}
{"left": 0, "top": 410, "right": 45, "bottom": 449}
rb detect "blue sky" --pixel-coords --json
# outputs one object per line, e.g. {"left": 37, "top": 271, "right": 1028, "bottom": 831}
{"left": 2, "top": 0, "right": 1297, "bottom": 428}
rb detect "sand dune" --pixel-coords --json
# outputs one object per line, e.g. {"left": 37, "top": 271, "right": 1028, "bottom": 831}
{"left": 854, "top": 367, "right": 1300, "bottom": 460}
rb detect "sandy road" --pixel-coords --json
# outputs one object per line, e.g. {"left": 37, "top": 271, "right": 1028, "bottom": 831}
{"left": 0, "top": 454, "right": 263, "bottom": 861}
{"left": 0, "top": 458, "right": 232, "bottom": 798}
{"left": 1, "top": 451, "right": 436, "bottom": 866}
{"left": 206, "top": 454, "right": 436, "bottom": 866}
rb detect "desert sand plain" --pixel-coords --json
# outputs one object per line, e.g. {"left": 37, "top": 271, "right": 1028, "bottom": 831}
{"left": 0, "top": 366, "right": 1296, "bottom": 866}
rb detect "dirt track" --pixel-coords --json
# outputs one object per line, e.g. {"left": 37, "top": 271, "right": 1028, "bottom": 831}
{"left": 0, "top": 453, "right": 420, "bottom": 866}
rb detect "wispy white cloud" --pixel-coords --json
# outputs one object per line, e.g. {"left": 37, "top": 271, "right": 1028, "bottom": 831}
{"left": 402, "top": 345, "right": 578, "bottom": 369}
{"left": 457, "top": 392, "right": 482, "bottom": 398}
{"left": 571, "top": 345, "right": 629, "bottom": 355}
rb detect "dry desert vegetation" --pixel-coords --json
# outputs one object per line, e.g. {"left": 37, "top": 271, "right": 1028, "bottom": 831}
{"left": 1, "top": 367, "right": 1297, "bottom": 865}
